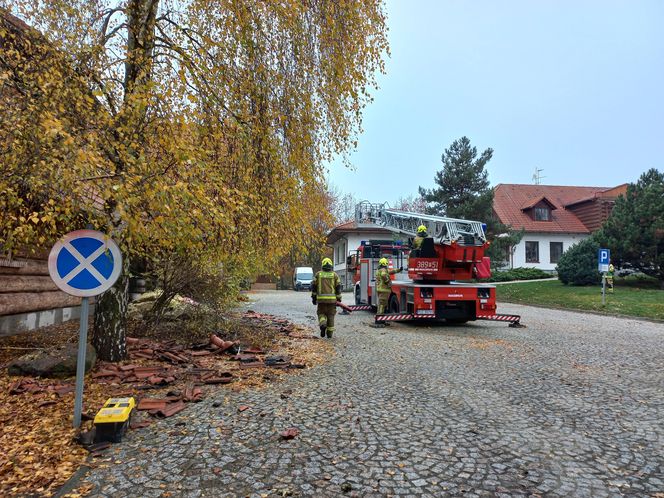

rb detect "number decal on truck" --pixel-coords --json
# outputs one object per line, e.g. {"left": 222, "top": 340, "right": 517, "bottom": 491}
{"left": 416, "top": 260, "right": 439, "bottom": 270}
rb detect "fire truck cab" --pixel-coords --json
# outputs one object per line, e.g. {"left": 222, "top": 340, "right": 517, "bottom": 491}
{"left": 348, "top": 239, "right": 409, "bottom": 308}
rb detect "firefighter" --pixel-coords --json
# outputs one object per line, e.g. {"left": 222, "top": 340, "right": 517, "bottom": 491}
{"left": 412, "top": 225, "right": 428, "bottom": 250}
{"left": 375, "top": 257, "right": 403, "bottom": 325}
{"left": 311, "top": 257, "right": 342, "bottom": 338}
{"left": 607, "top": 263, "right": 615, "bottom": 293}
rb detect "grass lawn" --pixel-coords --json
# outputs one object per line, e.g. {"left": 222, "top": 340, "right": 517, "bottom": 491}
{"left": 496, "top": 278, "right": 664, "bottom": 321}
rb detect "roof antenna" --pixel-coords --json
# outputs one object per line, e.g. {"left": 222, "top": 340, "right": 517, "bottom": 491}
{"left": 532, "top": 168, "right": 545, "bottom": 185}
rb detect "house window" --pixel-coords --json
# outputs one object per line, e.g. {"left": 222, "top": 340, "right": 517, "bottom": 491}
{"left": 550, "top": 242, "right": 563, "bottom": 263}
{"left": 336, "top": 242, "right": 345, "bottom": 265}
{"left": 534, "top": 207, "right": 550, "bottom": 221}
{"left": 525, "top": 241, "right": 539, "bottom": 263}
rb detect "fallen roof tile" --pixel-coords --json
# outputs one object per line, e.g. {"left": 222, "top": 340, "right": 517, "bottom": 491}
{"left": 155, "top": 401, "right": 187, "bottom": 418}
{"left": 137, "top": 398, "right": 168, "bottom": 411}
{"left": 280, "top": 428, "right": 299, "bottom": 440}
{"left": 203, "top": 377, "right": 233, "bottom": 385}
{"left": 239, "top": 361, "right": 265, "bottom": 369}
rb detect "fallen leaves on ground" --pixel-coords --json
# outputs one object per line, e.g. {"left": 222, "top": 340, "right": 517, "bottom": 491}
{"left": 0, "top": 310, "right": 333, "bottom": 497}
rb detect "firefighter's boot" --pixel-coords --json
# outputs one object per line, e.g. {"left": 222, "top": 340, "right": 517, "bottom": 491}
{"left": 326, "top": 327, "right": 334, "bottom": 339}
{"left": 318, "top": 315, "right": 327, "bottom": 337}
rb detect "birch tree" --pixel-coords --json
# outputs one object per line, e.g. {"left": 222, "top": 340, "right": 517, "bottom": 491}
{"left": 0, "top": 1, "right": 388, "bottom": 360}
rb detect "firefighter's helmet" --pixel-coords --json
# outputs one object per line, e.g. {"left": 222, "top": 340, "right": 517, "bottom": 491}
{"left": 417, "top": 225, "right": 427, "bottom": 235}
{"left": 322, "top": 258, "right": 333, "bottom": 270}
{"left": 378, "top": 258, "right": 389, "bottom": 267}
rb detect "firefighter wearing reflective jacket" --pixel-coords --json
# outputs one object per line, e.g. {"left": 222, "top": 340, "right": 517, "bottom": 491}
{"left": 412, "top": 225, "right": 428, "bottom": 250}
{"left": 311, "top": 258, "right": 342, "bottom": 338}
{"left": 375, "top": 258, "right": 403, "bottom": 324}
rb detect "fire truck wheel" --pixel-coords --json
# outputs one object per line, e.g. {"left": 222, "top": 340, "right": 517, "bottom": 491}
{"left": 355, "top": 286, "right": 361, "bottom": 305}
{"left": 388, "top": 295, "right": 399, "bottom": 314}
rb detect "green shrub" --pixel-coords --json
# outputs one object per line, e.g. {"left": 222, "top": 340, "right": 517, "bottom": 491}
{"left": 481, "top": 267, "right": 551, "bottom": 282}
{"left": 556, "top": 237, "right": 601, "bottom": 286}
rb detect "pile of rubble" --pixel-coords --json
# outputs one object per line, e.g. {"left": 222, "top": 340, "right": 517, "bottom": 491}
{"left": 7, "top": 311, "right": 314, "bottom": 423}
{"left": 8, "top": 377, "right": 74, "bottom": 396}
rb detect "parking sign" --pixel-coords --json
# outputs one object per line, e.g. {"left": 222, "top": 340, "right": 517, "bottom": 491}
{"left": 598, "top": 248, "right": 610, "bottom": 272}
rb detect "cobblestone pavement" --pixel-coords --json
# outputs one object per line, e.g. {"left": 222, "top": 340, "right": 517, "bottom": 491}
{"left": 75, "top": 291, "right": 663, "bottom": 497}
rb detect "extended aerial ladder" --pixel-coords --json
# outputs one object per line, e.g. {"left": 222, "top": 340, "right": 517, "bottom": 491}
{"left": 347, "top": 202, "right": 522, "bottom": 327}
{"left": 355, "top": 201, "right": 487, "bottom": 245}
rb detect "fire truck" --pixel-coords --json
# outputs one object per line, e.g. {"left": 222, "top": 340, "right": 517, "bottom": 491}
{"left": 346, "top": 202, "right": 522, "bottom": 326}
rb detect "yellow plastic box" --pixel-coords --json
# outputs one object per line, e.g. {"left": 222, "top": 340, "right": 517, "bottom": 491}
{"left": 93, "top": 397, "right": 135, "bottom": 443}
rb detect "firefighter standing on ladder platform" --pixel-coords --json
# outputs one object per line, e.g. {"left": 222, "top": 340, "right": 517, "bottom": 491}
{"left": 412, "top": 225, "right": 428, "bottom": 250}
{"left": 311, "top": 258, "right": 342, "bottom": 338}
{"left": 375, "top": 258, "right": 403, "bottom": 326}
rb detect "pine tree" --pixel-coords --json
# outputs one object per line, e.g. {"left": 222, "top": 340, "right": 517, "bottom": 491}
{"left": 418, "top": 137, "right": 521, "bottom": 268}
{"left": 419, "top": 136, "right": 494, "bottom": 222}
{"left": 597, "top": 168, "right": 664, "bottom": 287}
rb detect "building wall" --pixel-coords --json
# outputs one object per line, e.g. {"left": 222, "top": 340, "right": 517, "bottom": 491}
{"left": 511, "top": 232, "right": 589, "bottom": 271}
{"left": 331, "top": 231, "right": 392, "bottom": 289}
{"left": 0, "top": 254, "right": 84, "bottom": 336}
{"left": 566, "top": 199, "right": 616, "bottom": 232}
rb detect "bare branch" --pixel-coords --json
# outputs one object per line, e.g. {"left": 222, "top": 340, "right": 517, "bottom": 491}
{"left": 102, "top": 23, "right": 128, "bottom": 46}
{"left": 100, "top": 7, "right": 125, "bottom": 46}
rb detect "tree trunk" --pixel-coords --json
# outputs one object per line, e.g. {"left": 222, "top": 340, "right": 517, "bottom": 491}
{"left": 90, "top": 0, "right": 159, "bottom": 362}
{"left": 92, "top": 257, "right": 129, "bottom": 361}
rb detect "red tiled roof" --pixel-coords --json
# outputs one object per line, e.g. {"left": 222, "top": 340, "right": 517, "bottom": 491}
{"left": 329, "top": 220, "right": 393, "bottom": 233}
{"left": 493, "top": 184, "right": 610, "bottom": 233}
{"left": 332, "top": 220, "right": 356, "bottom": 231}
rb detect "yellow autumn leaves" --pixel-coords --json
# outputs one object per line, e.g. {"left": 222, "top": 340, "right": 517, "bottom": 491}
{"left": 1, "top": 0, "right": 388, "bottom": 279}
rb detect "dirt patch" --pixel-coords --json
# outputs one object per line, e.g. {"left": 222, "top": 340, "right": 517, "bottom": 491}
{"left": 466, "top": 338, "right": 512, "bottom": 350}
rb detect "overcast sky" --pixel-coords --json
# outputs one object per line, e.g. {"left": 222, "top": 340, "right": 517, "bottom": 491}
{"left": 327, "top": 0, "right": 664, "bottom": 205}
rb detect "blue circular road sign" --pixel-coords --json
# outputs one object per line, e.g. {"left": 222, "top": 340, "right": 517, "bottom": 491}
{"left": 48, "top": 230, "right": 123, "bottom": 297}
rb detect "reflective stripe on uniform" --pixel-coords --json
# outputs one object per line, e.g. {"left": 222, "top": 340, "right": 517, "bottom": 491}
{"left": 316, "top": 271, "right": 338, "bottom": 302}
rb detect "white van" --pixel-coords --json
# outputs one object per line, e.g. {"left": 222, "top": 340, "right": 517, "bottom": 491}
{"left": 293, "top": 267, "right": 314, "bottom": 291}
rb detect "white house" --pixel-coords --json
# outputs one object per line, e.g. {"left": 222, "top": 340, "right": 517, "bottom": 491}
{"left": 326, "top": 221, "right": 394, "bottom": 290}
{"left": 493, "top": 183, "right": 627, "bottom": 271}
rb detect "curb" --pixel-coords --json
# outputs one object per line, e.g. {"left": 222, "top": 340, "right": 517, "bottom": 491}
{"left": 54, "top": 464, "right": 93, "bottom": 497}
{"left": 499, "top": 300, "right": 664, "bottom": 325}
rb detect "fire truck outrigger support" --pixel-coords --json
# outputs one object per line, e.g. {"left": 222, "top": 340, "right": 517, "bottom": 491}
{"left": 347, "top": 202, "right": 523, "bottom": 327}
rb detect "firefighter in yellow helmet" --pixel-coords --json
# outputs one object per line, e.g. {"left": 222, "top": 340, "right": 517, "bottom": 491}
{"left": 375, "top": 257, "right": 403, "bottom": 325}
{"left": 412, "top": 225, "right": 428, "bottom": 250}
{"left": 607, "top": 263, "right": 615, "bottom": 293}
{"left": 311, "top": 257, "right": 342, "bottom": 338}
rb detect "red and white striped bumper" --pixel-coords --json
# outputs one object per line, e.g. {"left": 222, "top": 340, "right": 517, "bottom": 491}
{"left": 477, "top": 314, "right": 523, "bottom": 326}
{"left": 346, "top": 305, "right": 373, "bottom": 311}
{"left": 375, "top": 313, "right": 416, "bottom": 321}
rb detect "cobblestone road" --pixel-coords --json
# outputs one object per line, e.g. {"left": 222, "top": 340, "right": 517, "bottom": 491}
{"left": 75, "top": 291, "right": 663, "bottom": 497}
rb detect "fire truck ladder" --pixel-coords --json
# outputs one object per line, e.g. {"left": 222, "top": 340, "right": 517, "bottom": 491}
{"left": 354, "top": 201, "right": 487, "bottom": 245}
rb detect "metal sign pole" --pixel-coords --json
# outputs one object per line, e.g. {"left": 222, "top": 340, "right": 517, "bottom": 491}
{"left": 73, "top": 297, "right": 89, "bottom": 428}
{"left": 601, "top": 274, "right": 606, "bottom": 306}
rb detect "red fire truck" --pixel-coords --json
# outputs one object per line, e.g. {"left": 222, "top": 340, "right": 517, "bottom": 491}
{"left": 346, "top": 202, "right": 522, "bottom": 326}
